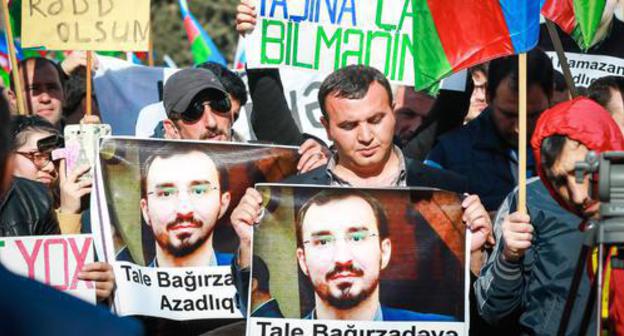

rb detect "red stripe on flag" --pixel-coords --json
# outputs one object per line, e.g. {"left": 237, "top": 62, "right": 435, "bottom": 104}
{"left": 427, "top": 0, "right": 514, "bottom": 71}
{"left": 541, "top": 0, "right": 576, "bottom": 33}
{"left": 183, "top": 17, "right": 201, "bottom": 42}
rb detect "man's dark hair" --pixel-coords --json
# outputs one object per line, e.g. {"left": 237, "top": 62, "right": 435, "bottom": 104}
{"left": 197, "top": 62, "right": 248, "bottom": 106}
{"left": 63, "top": 67, "right": 97, "bottom": 116}
{"left": 10, "top": 57, "right": 66, "bottom": 92}
{"left": 588, "top": 76, "right": 624, "bottom": 111}
{"left": 140, "top": 143, "right": 229, "bottom": 200}
{"left": 487, "top": 48, "right": 554, "bottom": 101}
{"left": 252, "top": 255, "right": 271, "bottom": 293}
{"left": 295, "top": 189, "right": 389, "bottom": 248}
{"left": 540, "top": 134, "right": 568, "bottom": 172}
{"left": 554, "top": 70, "right": 568, "bottom": 92}
{"left": 318, "top": 65, "right": 393, "bottom": 120}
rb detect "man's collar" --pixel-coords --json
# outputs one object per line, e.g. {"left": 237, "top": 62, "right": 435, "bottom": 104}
{"left": 325, "top": 146, "right": 407, "bottom": 186}
{"left": 251, "top": 298, "right": 277, "bottom": 316}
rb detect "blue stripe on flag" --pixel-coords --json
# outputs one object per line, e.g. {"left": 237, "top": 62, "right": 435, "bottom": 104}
{"left": 498, "top": 0, "right": 541, "bottom": 53}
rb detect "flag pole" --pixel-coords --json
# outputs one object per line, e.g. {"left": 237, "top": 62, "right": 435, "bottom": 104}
{"left": 85, "top": 51, "right": 92, "bottom": 116}
{"left": 545, "top": 20, "right": 577, "bottom": 97}
{"left": 148, "top": 25, "right": 154, "bottom": 67}
{"left": 2, "top": 0, "right": 26, "bottom": 115}
{"left": 518, "top": 53, "right": 527, "bottom": 213}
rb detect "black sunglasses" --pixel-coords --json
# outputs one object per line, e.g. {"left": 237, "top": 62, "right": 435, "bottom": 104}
{"left": 173, "top": 92, "right": 232, "bottom": 123}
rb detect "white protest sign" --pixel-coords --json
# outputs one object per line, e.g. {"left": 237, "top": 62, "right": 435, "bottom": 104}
{"left": 245, "top": 0, "right": 417, "bottom": 85}
{"left": 546, "top": 51, "right": 624, "bottom": 88}
{"left": 0, "top": 234, "right": 96, "bottom": 304}
{"left": 113, "top": 262, "right": 242, "bottom": 320}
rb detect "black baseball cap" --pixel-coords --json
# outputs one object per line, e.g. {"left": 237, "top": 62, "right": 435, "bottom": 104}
{"left": 163, "top": 68, "right": 228, "bottom": 117}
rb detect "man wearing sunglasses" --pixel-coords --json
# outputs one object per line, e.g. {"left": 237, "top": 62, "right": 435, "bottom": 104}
{"left": 162, "top": 68, "right": 235, "bottom": 142}
{"left": 160, "top": 68, "right": 327, "bottom": 174}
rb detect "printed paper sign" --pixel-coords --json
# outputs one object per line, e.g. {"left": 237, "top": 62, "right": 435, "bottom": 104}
{"left": 0, "top": 234, "right": 96, "bottom": 304}
{"left": 546, "top": 51, "right": 624, "bottom": 88}
{"left": 21, "top": 0, "right": 151, "bottom": 51}
{"left": 114, "top": 262, "right": 239, "bottom": 320}
{"left": 93, "top": 137, "right": 300, "bottom": 323}
{"left": 247, "top": 185, "right": 469, "bottom": 335}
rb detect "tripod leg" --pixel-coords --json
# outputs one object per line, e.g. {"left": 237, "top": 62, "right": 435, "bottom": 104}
{"left": 596, "top": 243, "right": 604, "bottom": 335}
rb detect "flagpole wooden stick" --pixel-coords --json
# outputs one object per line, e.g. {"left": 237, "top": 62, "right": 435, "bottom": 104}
{"left": 85, "top": 51, "right": 92, "bottom": 116}
{"left": 545, "top": 20, "right": 577, "bottom": 97}
{"left": 148, "top": 30, "right": 154, "bottom": 67}
{"left": 518, "top": 53, "right": 528, "bottom": 214}
{"left": 2, "top": 0, "right": 26, "bottom": 115}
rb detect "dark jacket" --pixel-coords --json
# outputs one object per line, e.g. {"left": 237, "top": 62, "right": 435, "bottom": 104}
{"left": 531, "top": 97, "right": 624, "bottom": 334}
{"left": 476, "top": 98, "right": 624, "bottom": 335}
{"left": 425, "top": 108, "right": 536, "bottom": 211}
{"left": 0, "top": 177, "right": 60, "bottom": 236}
{"left": 474, "top": 178, "right": 590, "bottom": 335}
{"left": 0, "top": 264, "right": 143, "bottom": 335}
{"left": 251, "top": 299, "right": 284, "bottom": 318}
{"left": 247, "top": 68, "right": 305, "bottom": 146}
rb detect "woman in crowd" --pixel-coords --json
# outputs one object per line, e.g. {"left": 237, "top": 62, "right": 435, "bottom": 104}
{"left": 10, "top": 115, "right": 115, "bottom": 303}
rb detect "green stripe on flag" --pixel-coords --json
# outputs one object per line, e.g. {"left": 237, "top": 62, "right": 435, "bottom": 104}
{"left": 411, "top": 0, "right": 452, "bottom": 90}
{"left": 0, "top": 240, "right": 5, "bottom": 247}
{"left": 0, "top": 70, "right": 9, "bottom": 88}
{"left": 191, "top": 38, "right": 212, "bottom": 65}
{"left": 573, "top": 0, "right": 607, "bottom": 50}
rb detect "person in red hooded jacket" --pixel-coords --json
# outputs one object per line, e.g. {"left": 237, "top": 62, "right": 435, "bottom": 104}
{"left": 474, "top": 97, "right": 624, "bottom": 335}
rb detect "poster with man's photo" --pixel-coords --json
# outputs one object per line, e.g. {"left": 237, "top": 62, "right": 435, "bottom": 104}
{"left": 93, "top": 137, "right": 299, "bottom": 322}
{"left": 248, "top": 185, "right": 468, "bottom": 336}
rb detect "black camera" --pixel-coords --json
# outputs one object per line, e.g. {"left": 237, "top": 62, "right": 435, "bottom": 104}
{"left": 575, "top": 151, "right": 624, "bottom": 244}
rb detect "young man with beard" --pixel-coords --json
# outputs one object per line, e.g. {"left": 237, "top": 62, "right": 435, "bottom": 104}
{"left": 475, "top": 97, "right": 624, "bottom": 335}
{"left": 140, "top": 144, "right": 232, "bottom": 267}
{"left": 277, "top": 190, "right": 452, "bottom": 321}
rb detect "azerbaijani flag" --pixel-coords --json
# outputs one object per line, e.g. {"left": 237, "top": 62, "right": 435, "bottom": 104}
{"left": 413, "top": 0, "right": 541, "bottom": 89}
{"left": 179, "top": 0, "right": 226, "bottom": 66}
{"left": 541, "top": 0, "right": 607, "bottom": 50}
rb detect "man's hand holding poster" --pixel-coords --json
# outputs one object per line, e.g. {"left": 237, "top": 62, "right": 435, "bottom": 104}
{"left": 93, "top": 137, "right": 299, "bottom": 321}
{"left": 247, "top": 185, "right": 468, "bottom": 336}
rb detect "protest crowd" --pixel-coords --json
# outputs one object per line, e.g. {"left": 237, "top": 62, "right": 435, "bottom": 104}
{"left": 2, "top": 0, "right": 624, "bottom": 335}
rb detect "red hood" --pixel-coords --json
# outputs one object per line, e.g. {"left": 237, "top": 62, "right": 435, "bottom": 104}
{"left": 531, "top": 97, "right": 624, "bottom": 214}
